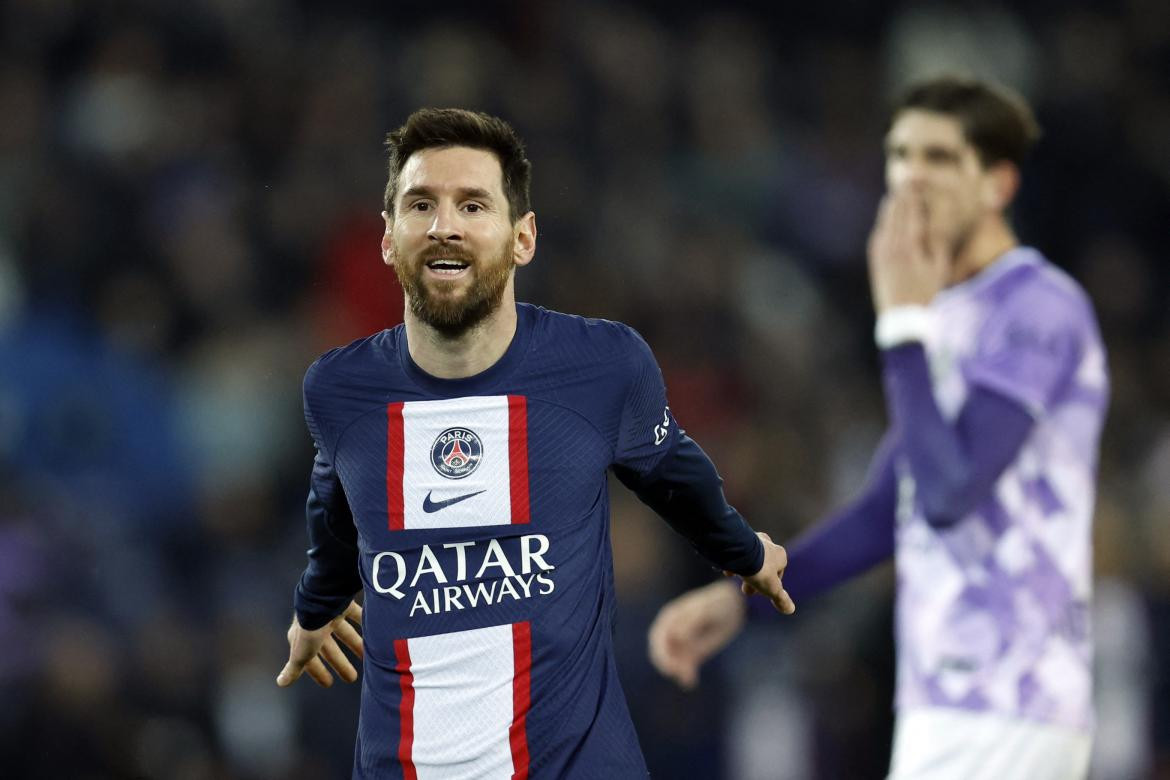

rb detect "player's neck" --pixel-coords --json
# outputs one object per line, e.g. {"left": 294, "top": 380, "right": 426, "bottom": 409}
{"left": 404, "top": 293, "right": 519, "bottom": 379}
{"left": 950, "top": 216, "right": 1018, "bottom": 285}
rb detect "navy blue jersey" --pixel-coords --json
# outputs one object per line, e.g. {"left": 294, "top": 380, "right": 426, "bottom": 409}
{"left": 294, "top": 303, "right": 762, "bottom": 779}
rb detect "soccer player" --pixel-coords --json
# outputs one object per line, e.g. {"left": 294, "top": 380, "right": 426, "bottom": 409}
{"left": 275, "top": 108, "right": 796, "bottom": 779}
{"left": 648, "top": 76, "right": 1108, "bottom": 779}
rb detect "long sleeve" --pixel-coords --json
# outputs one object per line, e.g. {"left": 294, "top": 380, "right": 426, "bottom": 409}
{"left": 610, "top": 327, "right": 763, "bottom": 577}
{"left": 882, "top": 343, "right": 1035, "bottom": 527}
{"left": 749, "top": 370, "right": 1037, "bottom": 619}
{"left": 782, "top": 434, "right": 899, "bottom": 602}
{"left": 293, "top": 449, "right": 363, "bottom": 630}
{"left": 746, "top": 434, "right": 898, "bottom": 620}
{"left": 615, "top": 432, "right": 764, "bottom": 577}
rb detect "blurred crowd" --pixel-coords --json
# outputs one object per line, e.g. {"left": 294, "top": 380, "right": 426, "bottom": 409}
{"left": 1, "top": 0, "right": 1168, "bottom": 778}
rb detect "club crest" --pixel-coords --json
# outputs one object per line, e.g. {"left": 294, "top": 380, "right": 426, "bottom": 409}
{"left": 431, "top": 427, "right": 483, "bottom": 479}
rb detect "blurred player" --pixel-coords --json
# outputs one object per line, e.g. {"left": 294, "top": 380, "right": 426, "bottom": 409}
{"left": 648, "top": 76, "right": 1108, "bottom": 779}
{"left": 275, "top": 108, "right": 795, "bottom": 778}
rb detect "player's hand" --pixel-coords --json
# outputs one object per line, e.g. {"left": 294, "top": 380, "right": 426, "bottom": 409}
{"left": 737, "top": 532, "right": 796, "bottom": 615}
{"left": 276, "top": 600, "right": 364, "bottom": 688}
{"left": 867, "top": 189, "right": 949, "bottom": 313}
{"left": 648, "top": 579, "right": 746, "bottom": 689}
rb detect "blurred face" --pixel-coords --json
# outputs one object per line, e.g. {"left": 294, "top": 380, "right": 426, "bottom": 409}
{"left": 383, "top": 146, "right": 525, "bottom": 335}
{"left": 884, "top": 110, "right": 998, "bottom": 256}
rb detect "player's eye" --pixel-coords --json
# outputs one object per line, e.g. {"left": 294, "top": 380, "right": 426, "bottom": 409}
{"left": 410, "top": 201, "right": 432, "bottom": 212}
{"left": 463, "top": 203, "right": 483, "bottom": 213}
{"left": 926, "top": 148, "right": 960, "bottom": 165}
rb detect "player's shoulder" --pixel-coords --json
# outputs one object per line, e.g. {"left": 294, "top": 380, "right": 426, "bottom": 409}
{"left": 526, "top": 304, "right": 651, "bottom": 359}
{"left": 522, "top": 305, "right": 657, "bottom": 393}
{"left": 304, "top": 327, "right": 399, "bottom": 392}
{"left": 528, "top": 304, "right": 644, "bottom": 343}
{"left": 994, "top": 248, "right": 1097, "bottom": 326}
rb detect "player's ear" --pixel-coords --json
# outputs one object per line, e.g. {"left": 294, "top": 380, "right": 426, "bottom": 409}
{"left": 984, "top": 161, "right": 1019, "bottom": 212}
{"left": 381, "top": 211, "right": 395, "bottom": 267}
{"left": 512, "top": 211, "right": 537, "bottom": 268}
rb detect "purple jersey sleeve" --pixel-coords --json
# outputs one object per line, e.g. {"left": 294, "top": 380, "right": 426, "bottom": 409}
{"left": 966, "top": 284, "right": 1082, "bottom": 414}
{"left": 882, "top": 344, "right": 1035, "bottom": 527}
{"left": 748, "top": 433, "right": 898, "bottom": 619}
{"left": 747, "top": 373, "right": 1035, "bottom": 618}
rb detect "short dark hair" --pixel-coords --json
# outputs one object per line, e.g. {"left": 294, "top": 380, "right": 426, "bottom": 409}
{"left": 891, "top": 76, "right": 1041, "bottom": 168}
{"left": 383, "top": 108, "right": 532, "bottom": 223}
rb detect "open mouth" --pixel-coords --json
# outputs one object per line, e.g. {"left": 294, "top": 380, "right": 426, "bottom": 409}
{"left": 425, "top": 259, "right": 471, "bottom": 275}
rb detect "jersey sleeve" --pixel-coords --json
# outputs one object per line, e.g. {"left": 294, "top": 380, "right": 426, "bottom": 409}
{"left": 610, "top": 328, "right": 764, "bottom": 576}
{"left": 613, "top": 328, "right": 678, "bottom": 476}
{"left": 882, "top": 345, "right": 1036, "bottom": 526}
{"left": 616, "top": 433, "right": 765, "bottom": 576}
{"left": 293, "top": 365, "right": 363, "bottom": 630}
{"left": 965, "top": 285, "right": 1084, "bottom": 416}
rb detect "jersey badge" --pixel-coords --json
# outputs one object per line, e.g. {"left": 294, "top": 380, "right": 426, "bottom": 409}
{"left": 431, "top": 427, "right": 483, "bottom": 479}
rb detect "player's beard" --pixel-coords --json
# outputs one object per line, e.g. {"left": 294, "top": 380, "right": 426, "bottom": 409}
{"left": 394, "top": 239, "right": 515, "bottom": 337}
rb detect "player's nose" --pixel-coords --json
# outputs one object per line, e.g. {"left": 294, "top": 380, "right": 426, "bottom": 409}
{"left": 901, "top": 158, "right": 933, "bottom": 190}
{"left": 426, "top": 203, "right": 464, "bottom": 242}
{"left": 889, "top": 168, "right": 930, "bottom": 199}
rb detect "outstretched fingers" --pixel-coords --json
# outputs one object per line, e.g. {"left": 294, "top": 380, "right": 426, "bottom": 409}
{"left": 277, "top": 624, "right": 319, "bottom": 687}
{"left": 276, "top": 657, "right": 305, "bottom": 687}
{"left": 334, "top": 617, "right": 365, "bottom": 660}
{"left": 304, "top": 654, "right": 334, "bottom": 688}
{"left": 278, "top": 607, "right": 364, "bottom": 689}
{"left": 749, "top": 532, "right": 796, "bottom": 614}
{"left": 319, "top": 635, "right": 359, "bottom": 683}
{"left": 772, "top": 587, "right": 796, "bottom": 615}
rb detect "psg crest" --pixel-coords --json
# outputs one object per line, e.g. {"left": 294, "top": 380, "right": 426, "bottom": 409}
{"left": 431, "top": 427, "right": 483, "bottom": 479}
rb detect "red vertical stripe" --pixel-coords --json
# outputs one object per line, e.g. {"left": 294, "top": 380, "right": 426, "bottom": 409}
{"left": 509, "top": 621, "right": 532, "bottom": 780}
{"left": 386, "top": 402, "right": 405, "bottom": 531}
{"left": 394, "top": 638, "right": 417, "bottom": 780}
{"left": 507, "top": 395, "right": 530, "bottom": 524}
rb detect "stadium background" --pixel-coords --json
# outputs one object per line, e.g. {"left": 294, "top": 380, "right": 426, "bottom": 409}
{"left": 0, "top": 0, "right": 1167, "bottom": 777}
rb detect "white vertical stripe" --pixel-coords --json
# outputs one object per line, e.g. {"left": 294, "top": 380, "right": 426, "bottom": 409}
{"left": 401, "top": 396, "right": 513, "bottom": 529}
{"left": 408, "top": 624, "right": 516, "bottom": 780}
